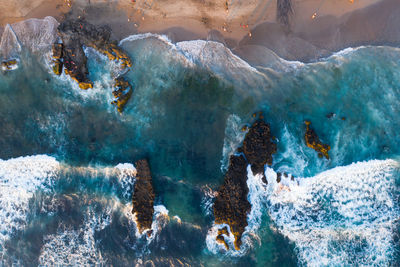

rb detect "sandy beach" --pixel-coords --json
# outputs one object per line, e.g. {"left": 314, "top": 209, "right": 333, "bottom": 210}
{"left": 1, "top": 0, "right": 399, "bottom": 62}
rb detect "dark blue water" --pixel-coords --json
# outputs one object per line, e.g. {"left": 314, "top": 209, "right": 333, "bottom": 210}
{"left": 0, "top": 34, "right": 399, "bottom": 266}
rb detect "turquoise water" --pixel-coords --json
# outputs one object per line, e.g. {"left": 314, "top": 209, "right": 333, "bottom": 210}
{"left": 0, "top": 35, "right": 399, "bottom": 266}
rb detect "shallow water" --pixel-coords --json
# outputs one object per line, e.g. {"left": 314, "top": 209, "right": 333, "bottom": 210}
{"left": 0, "top": 32, "right": 399, "bottom": 266}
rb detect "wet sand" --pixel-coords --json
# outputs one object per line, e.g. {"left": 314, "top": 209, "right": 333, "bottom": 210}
{"left": 1, "top": 0, "right": 399, "bottom": 62}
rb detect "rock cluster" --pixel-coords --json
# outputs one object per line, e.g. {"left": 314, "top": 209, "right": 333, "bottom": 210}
{"left": 213, "top": 114, "right": 277, "bottom": 251}
{"left": 112, "top": 77, "right": 133, "bottom": 113}
{"left": 304, "top": 120, "right": 330, "bottom": 159}
{"left": 216, "top": 226, "right": 230, "bottom": 250}
{"left": 52, "top": 43, "right": 63, "bottom": 76}
{"left": 132, "top": 159, "right": 155, "bottom": 236}
{"left": 52, "top": 19, "right": 133, "bottom": 111}
{"left": 1, "top": 59, "right": 18, "bottom": 71}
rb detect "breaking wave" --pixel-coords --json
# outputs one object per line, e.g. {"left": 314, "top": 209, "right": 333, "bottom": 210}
{"left": 206, "top": 159, "right": 400, "bottom": 265}
{"left": 0, "top": 154, "right": 170, "bottom": 263}
{"left": 0, "top": 155, "right": 59, "bottom": 257}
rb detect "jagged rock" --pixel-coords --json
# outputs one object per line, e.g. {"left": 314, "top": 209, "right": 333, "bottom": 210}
{"left": 214, "top": 114, "right": 277, "bottom": 250}
{"left": 52, "top": 43, "right": 63, "bottom": 59}
{"left": 276, "top": 172, "right": 282, "bottom": 183}
{"left": 111, "top": 77, "right": 133, "bottom": 113}
{"left": 304, "top": 120, "right": 330, "bottom": 159}
{"left": 1, "top": 59, "right": 18, "bottom": 71}
{"left": 132, "top": 159, "right": 155, "bottom": 235}
{"left": 52, "top": 60, "right": 63, "bottom": 75}
{"left": 242, "top": 119, "right": 277, "bottom": 176}
{"left": 213, "top": 154, "right": 250, "bottom": 251}
{"left": 216, "top": 226, "right": 230, "bottom": 250}
{"left": 56, "top": 19, "right": 133, "bottom": 107}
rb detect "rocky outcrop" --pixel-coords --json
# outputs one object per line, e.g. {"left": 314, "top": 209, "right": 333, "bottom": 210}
{"left": 1, "top": 59, "right": 18, "bottom": 71}
{"left": 304, "top": 120, "right": 330, "bottom": 159}
{"left": 52, "top": 43, "right": 63, "bottom": 76}
{"left": 241, "top": 118, "right": 277, "bottom": 177}
{"left": 112, "top": 77, "right": 133, "bottom": 113}
{"left": 216, "top": 226, "right": 230, "bottom": 250}
{"left": 54, "top": 19, "right": 133, "bottom": 108}
{"left": 213, "top": 154, "right": 250, "bottom": 251}
{"left": 213, "top": 113, "right": 277, "bottom": 250}
{"left": 132, "top": 159, "right": 155, "bottom": 236}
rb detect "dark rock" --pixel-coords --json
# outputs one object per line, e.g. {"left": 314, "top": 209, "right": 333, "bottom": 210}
{"left": 216, "top": 225, "right": 230, "bottom": 250}
{"left": 213, "top": 154, "right": 250, "bottom": 251}
{"left": 326, "top": 112, "right": 336, "bottom": 119}
{"left": 111, "top": 77, "right": 133, "bottom": 113}
{"left": 216, "top": 235, "right": 229, "bottom": 251}
{"left": 52, "top": 43, "right": 63, "bottom": 59}
{"left": 242, "top": 119, "right": 277, "bottom": 176}
{"left": 1, "top": 59, "right": 18, "bottom": 71}
{"left": 213, "top": 114, "right": 277, "bottom": 250}
{"left": 56, "top": 19, "right": 132, "bottom": 98}
{"left": 52, "top": 60, "right": 63, "bottom": 76}
{"left": 276, "top": 172, "right": 282, "bottom": 183}
{"left": 132, "top": 159, "right": 155, "bottom": 234}
{"left": 304, "top": 120, "right": 330, "bottom": 159}
{"left": 262, "top": 175, "right": 268, "bottom": 185}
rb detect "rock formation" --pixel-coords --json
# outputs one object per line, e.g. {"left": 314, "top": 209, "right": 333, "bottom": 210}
{"left": 132, "top": 159, "right": 155, "bottom": 236}
{"left": 112, "top": 77, "right": 133, "bottom": 113}
{"left": 213, "top": 154, "right": 250, "bottom": 251}
{"left": 241, "top": 118, "right": 277, "bottom": 177}
{"left": 54, "top": 19, "right": 133, "bottom": 109}
{"left": 52, "top": 43, "right": 63, "bottom": 76}
{"left": 1, "top": 59, "right": 18, "bottom": 71}
{"left": 213, "top": 113, "right": 277, "bottom": 250}
{"left": 216, "top": 226, "right": 230, "bottom": 250}
{"left": 304, "top": 120, "right": 330, "bottom": 159}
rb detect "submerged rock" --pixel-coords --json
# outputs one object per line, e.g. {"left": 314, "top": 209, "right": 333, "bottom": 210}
{"left": 304, "top": 120, "right": 330, "bottom": 159}
{"left": 132, "top": 159, "right": 155, "bottom": 235}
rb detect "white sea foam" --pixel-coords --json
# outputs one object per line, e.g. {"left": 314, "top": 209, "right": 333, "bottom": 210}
{"left": 119, "top": 33, "right": 173, "bottom": 47}
{"left": 176, "top": 40, "right": 266, "bottom": 87}
{"left": 266, "top": 159, "right": 400, "bottom": 266}
{"left": 123, "top": 203, "right": 169, "bottom": 243}
{"left": 0, "top": 16, "right": 58, "bottom": 60}
{"left": 38, "top": 205, "right": 113, "bottom": 266}
{"left": 207, "top": 159, "right": 399, "bottom": 265}
{"left": 0, "top": 155, "right": 59, "bottom": 256}
{"left": 206, "top": 165, "right": 265, "bottom": 257}
{"left": 114, "top": 163, "right": 137, "bottom": 200}
{"left": 119, "top": 33, "right": 267, "bottom": 88}
{"left": 273, "top": 125, "right": 310, "bottom": 176}
{"left": 220, "top": 114, "right": 247, "bottom": 172}
{"left": 200, "top": 185, "right": 216, "bottom": 217}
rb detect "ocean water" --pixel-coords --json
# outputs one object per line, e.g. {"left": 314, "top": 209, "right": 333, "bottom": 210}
{"left": 0, "top": 24, "right": 399, "bottom": 266}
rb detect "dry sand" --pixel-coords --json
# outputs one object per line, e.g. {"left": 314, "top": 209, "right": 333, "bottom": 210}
{"left": 1, "top": 0, "right": 399, "bottom": 62}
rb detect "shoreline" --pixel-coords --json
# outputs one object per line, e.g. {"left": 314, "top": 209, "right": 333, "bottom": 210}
{"left": 1, "top": 0, "right": 399, "bottom": 63}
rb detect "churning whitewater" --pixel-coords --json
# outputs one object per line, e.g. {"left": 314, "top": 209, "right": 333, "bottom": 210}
{"left": 0, "top": 16, "right": 400, "bottom": 266}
